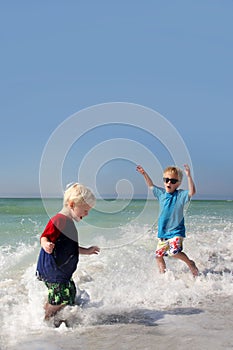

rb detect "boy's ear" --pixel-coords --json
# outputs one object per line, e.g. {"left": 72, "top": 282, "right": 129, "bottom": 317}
{"left": 69, "top": 200, "right": 75, "bottom": 209}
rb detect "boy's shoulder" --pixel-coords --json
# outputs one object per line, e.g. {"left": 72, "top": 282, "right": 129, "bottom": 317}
{"left": 51, "top": 213, "right": 72, "bottom": 230}
{"left": 177, "top": 188, "right": 189, "bottom": 195}
{"left": 151, "top": 185, "right": 166, "bottom": 199}
{"left": 151, "top": 185, "right": 165, "bottom": 192}
{"left": 176, "top": 189, "right": 190, "bottom": 202}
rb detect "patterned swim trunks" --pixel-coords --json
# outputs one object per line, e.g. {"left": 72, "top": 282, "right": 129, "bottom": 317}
{"left": 155, "top": 236, "right": 183, "bottom": 257}
{"left": 45, "top": 280, "right": 76, "bottom": 306}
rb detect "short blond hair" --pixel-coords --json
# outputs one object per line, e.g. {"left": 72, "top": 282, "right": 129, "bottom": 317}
{"left": 163, "top": 166, "right": 183, "bottom": 182}
{"left": 63, "top": 183, "right": 96, "bottom": 207}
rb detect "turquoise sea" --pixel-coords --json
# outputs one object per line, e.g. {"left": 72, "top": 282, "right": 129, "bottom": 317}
{"left": 0, "top": 198, "right": 233, "bottom": 349}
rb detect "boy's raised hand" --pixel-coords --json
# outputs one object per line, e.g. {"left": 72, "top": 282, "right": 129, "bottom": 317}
{"left": 184, "top": 164, "right": 191, "bottom": 177}
{"left": 136, "top": 165, "right": 145, "bottom": 174}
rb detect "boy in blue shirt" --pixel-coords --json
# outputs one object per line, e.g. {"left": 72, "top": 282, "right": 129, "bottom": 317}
{"left": 136, "top": 164, "right": 198, "bottom": 277}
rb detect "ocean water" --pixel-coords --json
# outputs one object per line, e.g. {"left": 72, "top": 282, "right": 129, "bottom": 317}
{"left": 0, "top": 198, "right": 233, "bottom": 350}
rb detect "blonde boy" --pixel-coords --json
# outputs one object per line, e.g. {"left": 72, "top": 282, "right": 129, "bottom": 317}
{"left": 137, "top": 164, "right": 198, "bottom": 276}
{"left": 36, "top": 183, "right": 100, "bottom": 324}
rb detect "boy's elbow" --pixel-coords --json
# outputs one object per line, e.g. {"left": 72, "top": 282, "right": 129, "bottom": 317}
{"left": 189, "top": 188, "right": 196, "bottom": 197}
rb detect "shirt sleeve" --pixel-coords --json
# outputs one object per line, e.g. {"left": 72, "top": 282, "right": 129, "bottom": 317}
{"left": 178, "top": 189, "right": 190, "bottom": 204}
{"left": 151, "top": 185, "right": 165, "bottom": 199}
{"left": 40, "top": 214, "right": 65, "bottom": 242}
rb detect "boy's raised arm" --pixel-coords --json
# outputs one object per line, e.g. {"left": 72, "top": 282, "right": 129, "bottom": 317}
{"left": 184, "top": 164, "right": 196, "bottom": 197}
{"left": 136, "top": 165, "right": 154, "bottom": 188}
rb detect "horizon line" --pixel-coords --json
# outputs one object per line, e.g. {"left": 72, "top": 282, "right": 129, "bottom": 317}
{"left": 0, "top": 195, "right": 232, "bottom": 201}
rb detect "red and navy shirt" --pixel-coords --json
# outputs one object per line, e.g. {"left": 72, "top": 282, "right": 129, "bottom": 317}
{"left": 36, "top": 214, "right": 79, "bottom": 283}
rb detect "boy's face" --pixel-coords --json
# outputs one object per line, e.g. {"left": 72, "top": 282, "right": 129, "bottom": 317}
{"left": 163, "top": 171, "right": 180, "bottom": 193}
{"left": 70, "top": 202, "right": 92, "bottom": 222}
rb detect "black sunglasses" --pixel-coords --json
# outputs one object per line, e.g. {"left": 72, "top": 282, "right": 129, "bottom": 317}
{"left": 163, "top": 177, "right": 179, "bottom": 184}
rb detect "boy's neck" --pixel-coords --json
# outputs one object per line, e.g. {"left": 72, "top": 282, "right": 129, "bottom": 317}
{"left": 59, "top": 207, "right": 72, "bottom": 218}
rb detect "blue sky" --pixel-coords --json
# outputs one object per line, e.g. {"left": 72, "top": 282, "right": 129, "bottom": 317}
{"left": 0, "top": 1, "right": 232, "bottom": 199}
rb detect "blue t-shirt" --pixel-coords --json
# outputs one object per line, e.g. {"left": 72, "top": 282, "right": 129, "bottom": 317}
{"left": 152, "top": 186, "right": 189, "bottom": 239}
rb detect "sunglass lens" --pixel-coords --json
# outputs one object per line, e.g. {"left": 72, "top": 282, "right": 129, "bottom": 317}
{"left": 171, "top": 179, "right": 178, "bottom": 184}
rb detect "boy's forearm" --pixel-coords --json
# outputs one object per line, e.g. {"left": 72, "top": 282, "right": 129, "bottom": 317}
{"left": 187, "top": 176, "right": 196, "bottom": 197}
{"left": 79, "top": 246, "right": 100, "bottom": 255}
{"left": 79, "top": 246, "right": 88, "bottom": 254}
{"left": 40, "top": 236, "right": 49, "bottom": 246}
{"left": 136, "top": 165, "right": 154, "bottom": 187}
{"left": 140, "top": 168, "right": 154, "bottom": 187}
{"left": 143, "top": 172, "right": 154, "bottom": 187}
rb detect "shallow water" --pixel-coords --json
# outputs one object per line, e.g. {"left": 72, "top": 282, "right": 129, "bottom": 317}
{"left": 0, "top": 199, "right": 233, "bottom": 349}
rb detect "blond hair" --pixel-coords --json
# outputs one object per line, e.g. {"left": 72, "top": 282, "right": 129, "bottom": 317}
{"left": 63, "top": 183, "right": 96, "bottom": 207}
{"left": 163, "top": 166, "right": 183, "bottom": 182}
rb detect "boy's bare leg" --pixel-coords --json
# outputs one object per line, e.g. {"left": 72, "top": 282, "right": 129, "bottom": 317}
{"left": 173, "top": 252, "right": 199, "bottom": 276}
{"left": 44, "top": 302, "right": 65, "bottom": 320}
{"left": 156, "top": 256, "right": 166, "bottom": 273}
